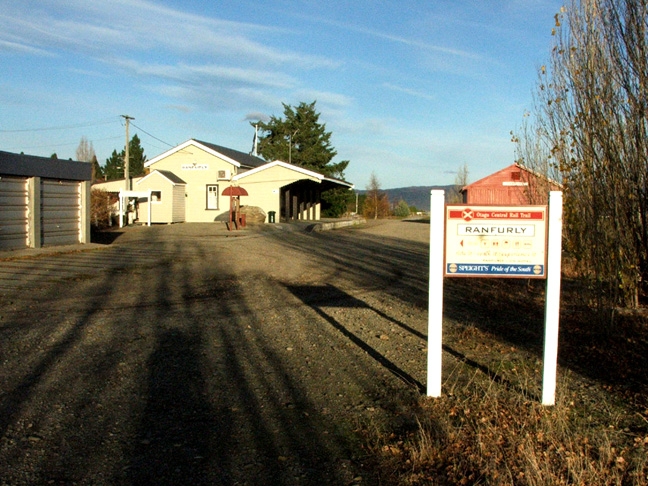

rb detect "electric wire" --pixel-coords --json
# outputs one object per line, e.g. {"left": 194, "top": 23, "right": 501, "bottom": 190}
{"left": 1, "top": 116, "right": 176, "bottom": 160}
{"left": 0, "top": 117, "right": 119, "bottom": 133}
{"left": 129, "top": 122, "right": 175, "bottom": 148}
{"left": 2, "top": 135, "right": 123, "bottom": 152}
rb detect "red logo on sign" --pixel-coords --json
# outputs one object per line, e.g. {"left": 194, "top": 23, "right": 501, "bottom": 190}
{"left": 462, "top": 209, "right": 473, "bottom": 221}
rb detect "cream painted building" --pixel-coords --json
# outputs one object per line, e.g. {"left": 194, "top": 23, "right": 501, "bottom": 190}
{"left": 93, "top": 139, "right": 353, "bottom": 224}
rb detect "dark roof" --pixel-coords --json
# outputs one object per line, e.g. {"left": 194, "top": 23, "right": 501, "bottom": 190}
{"left": 157, "top": 170, "right": 186, "bottom": 184}
{"left": 0, "top": 150, "right": 92, "bottom": 181}
{"left": 194, "top": 140, "right": 266, "bottom": 169}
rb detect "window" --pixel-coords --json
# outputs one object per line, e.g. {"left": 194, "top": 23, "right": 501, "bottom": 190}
{"left": 151, "top": 191, "right": 162, "bottom": 203}
{"left": 207, "top": 184, "right": 219, "bottom": 209}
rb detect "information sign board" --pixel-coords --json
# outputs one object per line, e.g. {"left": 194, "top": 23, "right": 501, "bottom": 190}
{"left": 445, "top": 205, "right": 548, "bottom": 278}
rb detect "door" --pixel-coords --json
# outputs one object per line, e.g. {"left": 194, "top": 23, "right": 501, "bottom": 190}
{"left": 0, "top": 176, "right": 29, "bottom": 249}
{"left": 41, "top": 180, "right": 81, "bottom": 246}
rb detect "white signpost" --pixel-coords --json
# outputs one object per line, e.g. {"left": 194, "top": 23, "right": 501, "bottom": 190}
{"left": 427, "top": 191, "right": 563, "bottom": 405}
{"left": 427, "top": 190, "right": 446, "bottom": 397}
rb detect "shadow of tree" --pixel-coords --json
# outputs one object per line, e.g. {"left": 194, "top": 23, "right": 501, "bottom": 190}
{"left": 1, "top": 220, "right": 646, "bottom": 485}
{"left": 266, "top": 222, "right": 648, "bottom": 398}
{"left": 127, "top": 329, "right": 218, "bottom": 485}
{"left": 91, "top": 228, "right": 124, "bottom": 245}
{"left": 1, "top": 228, "right": 368, "bottom": 484}
{"left": 285, "top": 283, "right": 425, "bottom": 392}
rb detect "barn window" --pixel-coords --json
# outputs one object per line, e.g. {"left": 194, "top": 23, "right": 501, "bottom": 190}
{"left": 206, "top": 184, "right": 219, "bottom": 210}
{"left": 511, "top": 171, "right": 521, "bottom": 181}
{"left": 151, "top": 191, "right": 162, "bottom": 202}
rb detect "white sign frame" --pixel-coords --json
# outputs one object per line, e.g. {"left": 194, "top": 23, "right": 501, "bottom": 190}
{"left": 428, "top": 191, "right": 563, "bottom": 405}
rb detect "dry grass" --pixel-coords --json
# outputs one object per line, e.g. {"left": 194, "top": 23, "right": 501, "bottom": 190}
{"left": 364, "top": 355, "right": 648, "bottom": 485}
{"left": 361, "top": 270, "right": 648, "bottom": 486}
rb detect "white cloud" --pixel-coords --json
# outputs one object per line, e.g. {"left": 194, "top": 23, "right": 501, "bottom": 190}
{"left": 293, "top": 89, "right": 353, "bottom": 109}
{"left": 0, "top": 1, "right": 339, "bottom": 69}
{"left": 292, "top": 11, "right": 483, "bottom": 60}
{"left": 166, "top": 104, "right": 193, "bottom": 114}
{"left": 0, "top": 38, "right": 55, "bottom": 56}
{"left": 382, "top": 83, "right": 436, "bottom": 102}
{"left": 110, "top": 58, "right": 297, "bottom": 90}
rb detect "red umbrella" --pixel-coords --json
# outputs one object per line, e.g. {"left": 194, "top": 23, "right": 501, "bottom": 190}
{"left": 222, "top": 186, "right": 249, "bottom": 196}
{"left": 223, "top": 186, "right": 248, "bottom": 230}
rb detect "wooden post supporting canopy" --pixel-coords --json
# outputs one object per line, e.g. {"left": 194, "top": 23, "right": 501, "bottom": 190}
{"left": 223, "top": 185, "right": 249, "bottom": 230}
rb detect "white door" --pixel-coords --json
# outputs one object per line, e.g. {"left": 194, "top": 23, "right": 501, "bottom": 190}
{"left": 207, "top": 185, "right": 219, "bottom": 210}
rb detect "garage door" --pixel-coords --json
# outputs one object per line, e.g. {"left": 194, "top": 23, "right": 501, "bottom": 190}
{"left": 0, "top": 176, "right": 29, "bottom": 250}
{"left": 41, "top": 180, "right": 81, "bottom": 246}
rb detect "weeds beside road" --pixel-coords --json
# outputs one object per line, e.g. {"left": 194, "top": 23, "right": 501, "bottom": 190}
{"left": 0, "top": 220, "right": 646, "bottom": 485}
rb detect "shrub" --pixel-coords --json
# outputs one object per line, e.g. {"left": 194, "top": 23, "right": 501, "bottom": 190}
{"left": 90, "top": 188, "right": 114, "bottom": 229}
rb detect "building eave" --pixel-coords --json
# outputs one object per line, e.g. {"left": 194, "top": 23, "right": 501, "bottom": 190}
{"left": 144, "top": 139, "right": 243, "bottom": 169}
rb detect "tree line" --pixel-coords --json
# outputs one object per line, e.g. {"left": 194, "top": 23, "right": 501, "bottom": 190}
{"left": 75, "top": 134, "right": 148, "bottom": 184}
{"left": 79, "top": 100, "right": 426, "bottom": 221}
{"left": 513, "top": 0, "right": 648, "bottom": 314}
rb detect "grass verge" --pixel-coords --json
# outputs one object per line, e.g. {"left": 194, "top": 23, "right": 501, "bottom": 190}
{"left": 362, "top": 354, "right": 648, "bottom": 485}
{"left": 357, "top": 266, "right": 648, "bottom": 485}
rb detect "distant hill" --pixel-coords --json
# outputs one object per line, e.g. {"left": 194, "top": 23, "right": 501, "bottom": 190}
{"left": 357, "top": 185, "right": 458, "bottom": 212}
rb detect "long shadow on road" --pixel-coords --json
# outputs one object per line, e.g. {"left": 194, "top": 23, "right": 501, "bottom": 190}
{"left": 0, "top": 227, "right": 376, "bottom": 485}
{"left": 286, "top": 283, "right": 424, "bottom": 393}
{"left": 2, "top": 221, "right": 644, "bottom": 485}
{"left": 128, "top": 328, "right": 219, "bottom": 485}
{"left": 265, "top": 222, "right": 648, "bottom": 398}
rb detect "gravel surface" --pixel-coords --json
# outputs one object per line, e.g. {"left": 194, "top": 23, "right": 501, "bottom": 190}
{"left": 0, "top": 219, "right": 435, "bottom": 485}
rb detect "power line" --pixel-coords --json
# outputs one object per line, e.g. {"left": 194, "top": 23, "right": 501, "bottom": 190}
{"left": 129, "top": 121, "right": 175, "bottom": 148}
{"left": 0, "top": 117, "right": 119, "bottom": 133}
{"left": 1, "top": 116, "right": 175, "bottom": 157}
{"left": 2, "top": 135, "right": 123, "bottom": 152}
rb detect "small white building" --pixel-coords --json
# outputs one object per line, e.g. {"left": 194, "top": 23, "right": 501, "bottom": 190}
{"left": 135, "top": 170, "right": 186, "bottom": 224}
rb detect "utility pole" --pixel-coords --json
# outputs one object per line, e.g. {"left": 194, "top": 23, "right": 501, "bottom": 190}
{"left": 121, "top": 115, "right": 134, "bottom": 190}
{"left": 250, "top": 123, "right": 259, "bottom": 156}
{"left": 288, "top": 129, "right": 298, "bottom": 165}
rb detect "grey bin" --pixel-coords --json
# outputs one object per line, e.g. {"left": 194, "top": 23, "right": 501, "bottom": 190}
{"left": 268, "top": 211, "right": 276, "bottom": 223}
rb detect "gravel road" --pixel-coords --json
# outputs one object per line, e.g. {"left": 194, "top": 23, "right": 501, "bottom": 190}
{"left": 0, "top": 219, "right": 435, "bottom": 485}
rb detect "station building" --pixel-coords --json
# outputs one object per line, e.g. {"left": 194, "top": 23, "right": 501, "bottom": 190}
{"left": 93, "top": 139, "right": 353, "bottom": 225}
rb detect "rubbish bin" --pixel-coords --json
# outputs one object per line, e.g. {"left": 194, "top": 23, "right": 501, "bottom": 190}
{"left": 268, "top": 211, "right": 276, "bottom": 223}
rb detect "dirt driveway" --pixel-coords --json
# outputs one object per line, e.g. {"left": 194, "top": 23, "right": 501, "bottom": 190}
{"left": 0, "top": 220, "right": 436, "bottom": 485}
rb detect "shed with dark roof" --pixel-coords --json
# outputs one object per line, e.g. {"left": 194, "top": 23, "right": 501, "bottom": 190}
{"left": 0, "top": 150, "right": 92, "bottom": 250}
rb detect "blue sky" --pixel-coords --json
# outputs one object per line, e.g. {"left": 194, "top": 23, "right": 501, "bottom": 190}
{"left": 0, "top": 0, "right": 563, "bottom": 189}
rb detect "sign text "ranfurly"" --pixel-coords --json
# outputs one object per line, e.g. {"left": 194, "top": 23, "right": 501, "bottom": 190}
{"left": 458, "top": 225, "right": 535, "bottom": 236}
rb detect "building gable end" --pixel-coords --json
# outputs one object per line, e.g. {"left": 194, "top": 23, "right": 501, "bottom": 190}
{"left": 145, "top": 140, "right": 243, "bottom": 169}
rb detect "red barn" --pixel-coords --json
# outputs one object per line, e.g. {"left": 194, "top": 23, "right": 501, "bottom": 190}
{"left": 461, "top": 163, "right": 561, "bottom": 205}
